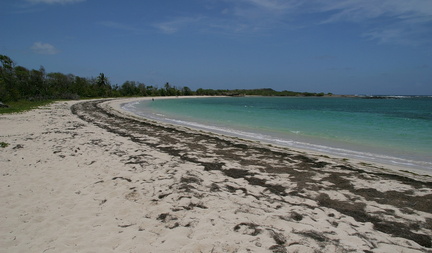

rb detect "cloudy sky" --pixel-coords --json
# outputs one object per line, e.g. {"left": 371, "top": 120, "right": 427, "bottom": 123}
{"left": 1, "top": 0, "right": 431, "bottom": 95}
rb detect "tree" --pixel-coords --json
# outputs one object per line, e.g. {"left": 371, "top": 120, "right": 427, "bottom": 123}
{"left": 182, "top": 87, "right": 193, "bottom": 96}
{"left": 0, "top": 55, "right": 17, "bottom": 101}
{"left": 97, "top": 73, "right": 108, "bottom": 87}
{"left": 137, "top": 82, "right": 147, "bottom": 96}
{"left": 14, "top": 66, "right": 30, "bottom": 98}
{"left": 46, "top": 72, "right": 72, "bottom": 97}
{"left": 96, "top": 73, "right": 111, "bottom": 97}
{"left": 120, "top": 81, "right": 139, "bottom": 96}
{"left": 164, "top": 82, "right": 179, "bottom": 96}
{"left": 146, "top": 85, "right": 159, "bottom": 96}
{"left": 72, "top": 76, "right": 90, "bottom": 97}
{"left": 0, "top": 55, "right": 15, "bottom": 72}
{"left": 196, "top": 88, "right": 204, "bottom": 95}
{"left": 164, "top": 82, "right": 171, "bottom": 92}
{"left": 29, "top": 66, "right": 47, "bottom": 98}
{"left": 0, "top": 78, "right": 6, "bottom": 101}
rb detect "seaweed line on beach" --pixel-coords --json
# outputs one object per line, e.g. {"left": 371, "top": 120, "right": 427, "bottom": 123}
{"left": 71, "top": 99, "right": 432, "bottom": 250}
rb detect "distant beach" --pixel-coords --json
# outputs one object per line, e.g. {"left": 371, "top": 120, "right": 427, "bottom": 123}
{"left": 1, "top": 98, "right": 431, "bottom": 252}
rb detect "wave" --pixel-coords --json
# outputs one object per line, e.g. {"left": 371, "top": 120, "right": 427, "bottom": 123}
{"left": 122, "top": 102, "right": 432, "bottom": 172}
{"left": 359, "top": 95, "right": 432, "bottom": 99}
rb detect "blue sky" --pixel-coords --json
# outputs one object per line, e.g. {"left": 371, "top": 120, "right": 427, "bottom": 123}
{"left": 1, "top": 0, "right": 431, "bottom": 95}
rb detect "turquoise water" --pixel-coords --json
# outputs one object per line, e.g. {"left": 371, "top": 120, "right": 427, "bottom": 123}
{"left": 123, "top": 96, "right": 432, "bottom": 171}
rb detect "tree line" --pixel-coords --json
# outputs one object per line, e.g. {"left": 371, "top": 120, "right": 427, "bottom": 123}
{"left": 195, "top": 88, "right": 330, "bottom": 97}
{"left": 0, "top": 55, "right": 194, "bottom": 102}
{"left": 1, "top": 54, "right": 330, "bottom": 102}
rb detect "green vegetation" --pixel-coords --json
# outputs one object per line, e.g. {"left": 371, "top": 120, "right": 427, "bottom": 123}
{"left": 0, "top": 54, "right": 196, "bottom": 103}
{"left": 1, "top": 54, "right": 331, "bottom": 107}
{"left": 195, "top": 88, "right": 331, "bottom": 97}
{"left": 0, "top": 142, "right": 9, "bottom": 148}
{"left": 0, "top": 100, "right": 54, "bottom": 114}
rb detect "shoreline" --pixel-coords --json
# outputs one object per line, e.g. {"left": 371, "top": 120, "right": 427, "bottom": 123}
{"left": 1, "top": 98, "right": 432, "bottom": 252}
{"left": 112, "top": 96, "right": 432, "bottom": 178}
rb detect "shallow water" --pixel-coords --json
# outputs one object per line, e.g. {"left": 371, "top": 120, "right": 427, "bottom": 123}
{"left": 123, "top": 96, "right": 432, "bottom": 172}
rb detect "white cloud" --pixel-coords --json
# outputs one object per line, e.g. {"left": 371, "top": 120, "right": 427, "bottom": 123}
{"left": 313, "top": 0, "right": 432, "bottom": 45}
{"left": 228, "top": 0, "right": 297, "bottom": 19}
{"left": 98, "top": 21, "right": 143, "bottom": 34}
{"left": 364, "top": 29, "right": 402, "bottom": 43}
{"left": 218, "top": 0, "right": 432, "bottom": 45}
{"left": 153, "top": 17, "right": 203, "bottom": 34}
{"left": 137, "top": 0, "right": 432, "bottom": 45}
{"left": 31, "top": 42, "right": 59, "bottom": 55}
{"left": 239, "top": 0, "right": 293, "bottom": 11}
{"left": 316, "top": 0, "right": 432, "bottom": 23}
{"left": 26, "top": 0, "right": 85, "bottom": 4}
{"left": 228, "top": 0, "right": 432, "bottom": 25}
{"left": 195, "top": 0, "right": 299, "bottom": 34}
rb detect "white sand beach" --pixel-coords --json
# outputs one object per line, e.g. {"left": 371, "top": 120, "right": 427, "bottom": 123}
{"left": 1, "top": 98, "right": 431, "bottom": 253}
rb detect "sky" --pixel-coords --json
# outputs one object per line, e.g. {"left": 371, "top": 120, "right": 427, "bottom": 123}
{"left": 1, "top": 0, "right": 432, "bottom": 95}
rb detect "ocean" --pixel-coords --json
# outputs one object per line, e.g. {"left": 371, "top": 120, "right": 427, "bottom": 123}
{"left": 122, "top": 96, "right": 432, "bottom": 172}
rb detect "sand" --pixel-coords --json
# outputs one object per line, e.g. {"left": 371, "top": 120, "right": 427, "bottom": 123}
{"left": 1, "top": 98, "right": 431, "bottom": 253}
